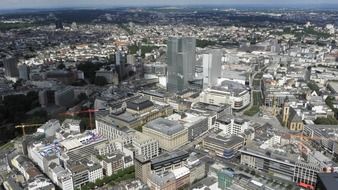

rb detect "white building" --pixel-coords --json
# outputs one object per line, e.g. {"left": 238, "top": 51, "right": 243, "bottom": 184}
{"left": 37, "top": 119, "right": 61, "bottom": 137}
{"left": 62, "top": 119, "right": 81, "bottom": 133}
{"left": 49, "top": 165, "right": 74, "bottom": 190}
{"left": 202, "top": 50, "right": 222, "bottom": 89}
{"left": 88, "top": 163, "right": 104, "bottom": 183}
{"left": 132, "top": 131, "right": 159, "bottom": 159}
{"left": 199, "top": 80, "right": 250, "bottom": 110}
{"left": 215, "top": 117, "right": 250, "bottom": 136}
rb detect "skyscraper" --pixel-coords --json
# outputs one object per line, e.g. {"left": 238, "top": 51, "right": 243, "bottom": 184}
{"left": 3, "top": 57, "right": 19, "bottom": 78}
{"left": 115, "top": 50, "right": 126, "bottom": 81}
{"left": 18, "top": 64, "right": 30, "bottom": 80}
{"left": 202, "top": 50, "right": 222, "bottom": 89}
{"left": 167, "top": 37, "right": 196, "bottom": 92}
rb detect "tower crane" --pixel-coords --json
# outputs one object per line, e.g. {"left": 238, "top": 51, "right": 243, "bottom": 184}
{"left": 15, "top": 124, "right": 43, "bottom": 136}
{"left": 61, "top": 109, "right": 99, "bottom": 129}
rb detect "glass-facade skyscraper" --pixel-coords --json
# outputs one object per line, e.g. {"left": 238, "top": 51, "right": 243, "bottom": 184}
{"left": 202, "top": 50, "right": 222, "bottom": 89}
{"left": 167, "top": 37, "right": 196, "bottom": 92}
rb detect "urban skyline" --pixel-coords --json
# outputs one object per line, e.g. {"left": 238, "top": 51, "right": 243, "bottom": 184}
{"left": 1, "top": 0, "right": 338, "bottom": 9}
{"left": 0, "top": 3, "right": 338, "bottom": 190}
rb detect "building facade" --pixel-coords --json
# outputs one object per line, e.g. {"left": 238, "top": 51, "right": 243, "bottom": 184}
{"left": 143, "top": 118, "right": 188, "bottom": 151}
{"left": 202, "top": 50, "right": 222, "bottom": 89}
{"left": 167, "top": 37, "right": 196, "bottom": 92}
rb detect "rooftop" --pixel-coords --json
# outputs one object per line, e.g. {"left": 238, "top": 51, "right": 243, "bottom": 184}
{"left": 317, "top": 172, "right": 338, "bottom": 190}
{"left": 133, "top": 131, "right": 156, "bottom": 144}
{"left": 146, "top": 118, "right": 184, "bottom": 136}
{"left": 152, "top": 150, "right": 189, "bottom": 165}
{"left": 148, "top": 172, "right": 175, "bottom": 186}
{"left": 209, "top": 80, "right": 248, "bottom": 96}
{"left": 204, "top": 134, "right": 244, "bottom": 148}
{"left": 127, "top": 98, "right": 154, "bottom": 111}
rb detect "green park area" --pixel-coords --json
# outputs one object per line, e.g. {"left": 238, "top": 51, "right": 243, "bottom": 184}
{"left": 244, "top": 92, "right": 262, "bottom": 116}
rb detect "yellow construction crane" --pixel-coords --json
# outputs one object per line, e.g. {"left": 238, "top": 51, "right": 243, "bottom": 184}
{"left": 15, "top": 124, "right": 43, "bottom": 136}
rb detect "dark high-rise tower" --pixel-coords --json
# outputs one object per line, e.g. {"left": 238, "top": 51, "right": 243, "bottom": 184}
{"left": 115, "top": 50, "right": 126, "bottom": 81}
{"left": 166, "top": 37, "right": 196, "bottom": 92}
{"left": 3, "top": 57, "right": 19, "bottom": 78}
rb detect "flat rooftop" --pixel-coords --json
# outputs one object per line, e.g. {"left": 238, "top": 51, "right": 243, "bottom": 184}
{"left": 151, "top": 150, "right": 189, "bottom": 165}
{"left": 204, "top": 134, "right": 244, "bottom": 148}
{"left": 317, "top": 173, "right": 338, "bottom": 190}
{"left": 146, "top": 118, "right": 184, "bottom": 135}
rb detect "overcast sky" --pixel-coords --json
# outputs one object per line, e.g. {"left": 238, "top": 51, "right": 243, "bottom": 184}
{"left": 1, "top": 0, "right": 337, "bottom": 9}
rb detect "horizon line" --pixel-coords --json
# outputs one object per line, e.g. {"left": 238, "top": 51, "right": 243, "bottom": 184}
{"left": 1, "top": 3, "right": 338, "bottom": 11}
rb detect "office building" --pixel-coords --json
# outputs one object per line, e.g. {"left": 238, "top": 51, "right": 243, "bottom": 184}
{"left": 132, "top": 132, "right": 159, "bottom": 159}
{"left": 167, "top": 37, "right": 196, "bottom": 92}
{"left": 147, "top": 172, "right": 176, "bottom": 190}
{"left": 218, "top": 168, "right": 235, "bottom": 190}
{"left": 68, "top": 163, "right": 89, "bottom": 189}
{"left": 39, "top": 89, "right": 56, "bottom": 107}
{"left": 39, "top": 86, "right": 75, "bottom": 108}
{"left": 44, "top": 70, "right": 78, "bottom": 84}
{"left": 239, "top": 145, "right": 326, "bottom": 188}
{"left": 135, "top": 157, "right": 152, "bottom": 184}
{"left": 127, "top": 54, "right": 136, "bottom": 65}
{"left": 87, "top": 162, "right": 104, "bottom": 183}
{"left": 199, "top": 80, "right": 250, "bottom": 110}
{"left": 191, "top": 102, "right": 232, "bottom": 129}
{"left": 215, "top": 116, "right": 250, "bottom": 136}
{"left": 172, "top": 167, "right": 190, "bottom": 189}
{"left": 185, "top": 154, "right": 206, "bottom": 184}
{"left": 100, "top": 153, "right": 124, "bottom": 176}
{"left": 95, "top": 70, "right": 119, "bottom": 85}
{"left": 303, "top": 124, "right": 337, "bottom": 153}
{"left": 143, "top": 118, "right": 188, "bottom": 151}
{"left": 203, "top": 134, "right": 245, "bottom": 159}
{"left": 135, "top": 150, "right": 189, "bottom": 184}
{"left": 48, "top": 165, "right": 74, "bottom": 190}
{"left": 18, "top": 63, "right": 30, "bottom": 80}
{"left": 95, "top": 114, "right": 135, "bottom": 144}
{"left": 97, "top": 96, "right": 173, "bottom": 129}
{"left": 37, "top": 119, "right": 61, "bottom": 137}
{"left": 202, "top": 50, "right": 222, "bottom": 89}
{"left": 116, "top": 50, "right": 126, "bottom": 81}
{"left": 55, "top": 86, "right": 75, "bottom": 107}
{"left": 62, "top": 119, "right": 81, "bottom": 133}
{"left": 167, "top": 113, "right": 208, "bottom": 141}
{"left": 3, "top": 57, "right": 19, "bottom": 78}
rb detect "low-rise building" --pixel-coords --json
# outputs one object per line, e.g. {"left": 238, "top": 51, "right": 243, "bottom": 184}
{"left": 68, "top": 163, "right": 89, "bottom": 189}
{"left": 100, "top": 153, "right": 125, "bottom": 176}
{"left": 132, "top": 131, "right": 159, "bottom": 159}
{"left": 216, "top": 116, "right": 250, "bottom": 136}
{"left": 135, "top": 150, "right": 189, "bottom": 184}
{"left": 147, "top": 172, "right": 176, "bottom": 190}
{"left": 199, "top": 80, "right": 250, "bottom": 110}
{"left": 239, "top": 145, "right": 330, "bottom": 188}
{"left": 203, "top": 134, "right": 245, "bottom": 159}
{"left": 167, "top": 112, "right": 208, "bottom": 141}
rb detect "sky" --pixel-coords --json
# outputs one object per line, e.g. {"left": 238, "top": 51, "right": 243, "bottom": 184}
{"left": 1, "top": 0, "right": 337, "bottom": 9}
